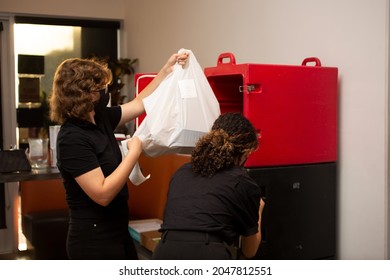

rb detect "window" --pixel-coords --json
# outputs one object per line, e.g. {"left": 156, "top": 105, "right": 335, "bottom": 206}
{"left": 13, "top": 16, "right": 120, "bottom": 148}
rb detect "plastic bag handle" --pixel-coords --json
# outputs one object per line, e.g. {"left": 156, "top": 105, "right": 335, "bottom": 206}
{"left": 301, "top": 57, "right": 322, "bottom": 67}
{"left": 217, "top": 53, "right": 236, "bottom": 65}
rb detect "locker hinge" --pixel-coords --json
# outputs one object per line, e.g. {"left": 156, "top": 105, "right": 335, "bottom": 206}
{"left": 239, "top": 85, "right": 256, "bottom": 93}
{"left": 239, "top": 84, "right": 262, "bottom": 93}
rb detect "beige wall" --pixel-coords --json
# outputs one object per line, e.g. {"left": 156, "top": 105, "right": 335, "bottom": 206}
{"left": 0, "top": 0, "right": 127, "bottom": 20}
{"left": 1, "top": 0, "right": 389, "bottom": 259}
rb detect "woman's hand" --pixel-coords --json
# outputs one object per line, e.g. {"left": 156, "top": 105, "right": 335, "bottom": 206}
{"left": 127, "top": 136, "right": 142, "bottom": 154}
{"left": 119, "top": 51, "right": 189, "bottom": 126}
{"left": 163, "top": 52, "right": 190, "bottom": 74}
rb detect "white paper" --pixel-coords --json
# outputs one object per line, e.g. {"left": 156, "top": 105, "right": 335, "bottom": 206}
{"left": 128, "top": 219, "right": 162, "bottom": 233}
{"left": 178, "top": 79, "right": 197, "bottom": 98}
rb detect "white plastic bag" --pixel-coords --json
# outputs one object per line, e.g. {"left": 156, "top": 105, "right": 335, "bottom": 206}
{"left": 127, "top": 48, "right": 220, "bottom": 185}
{"left": 134, "top": 48, "right": 220, "bottom": 156}
{"left": 121, "top": 139, "right": 151, "bottom": 185}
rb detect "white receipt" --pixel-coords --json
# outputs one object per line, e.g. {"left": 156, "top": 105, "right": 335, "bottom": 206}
{"left": 178, "top": 79, "right": 197, "bottom": 98}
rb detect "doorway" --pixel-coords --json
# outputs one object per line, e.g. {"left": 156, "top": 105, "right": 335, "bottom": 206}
{"left": 8, "top": 16, "right": 120, "bottom": 254}
{"left": 0, "top": 21, "right": 5, "bottom": 231}
{"left": 14, "top": 16, "right": 120, "bottom": 150}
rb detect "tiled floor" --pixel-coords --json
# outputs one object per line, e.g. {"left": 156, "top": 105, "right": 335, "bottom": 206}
{"left": 0, "top": 249, "right": 35, "bottom": 260}
{"left": 0, "top": 245, "right": 151, "bottom": 260}
{"left": 1, "top": 197, "right": 151, "bottom": 260}
{"left": 0, "top": 195, "right": 34, "bottom": 260}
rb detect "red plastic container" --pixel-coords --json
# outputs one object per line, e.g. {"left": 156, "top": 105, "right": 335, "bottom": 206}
{"left": 134, "top": 73, "right": 156, "bottom": 128}
{"left": 204, "top": 53, "right": 338, "bottom": 167}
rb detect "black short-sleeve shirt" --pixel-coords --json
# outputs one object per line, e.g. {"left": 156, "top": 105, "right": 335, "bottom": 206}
{"left": 57, "top": 106, "right": 128, "bottom": 219}
{"left": 160, "top": 162, "right": 261, "bottom": 245}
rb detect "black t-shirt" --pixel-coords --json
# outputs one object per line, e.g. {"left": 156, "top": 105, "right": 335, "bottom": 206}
{"left": 160, "top": 162, "right": 261, "bottom": 245}
{"left": 57, "top": 106, "right": 128, "bottom": 219}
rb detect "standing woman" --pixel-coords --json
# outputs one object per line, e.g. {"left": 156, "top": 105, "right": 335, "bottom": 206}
{"left": 153, "top": 112, "right": 265, "bottom": 260}
{"left": 49, "top": 52, "right": 188, "bottom": 260}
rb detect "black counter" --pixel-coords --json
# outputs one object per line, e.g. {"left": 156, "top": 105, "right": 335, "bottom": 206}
{"left": 0, "top": 167, "right": 62, "bottom": 230}
{"left": 0, "top": 167, "right": 61, "bottom": 183}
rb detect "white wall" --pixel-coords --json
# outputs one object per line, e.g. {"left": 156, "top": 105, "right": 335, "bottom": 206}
{"left": 0, "top": 0, "right": 388, "bottom": 259}
{"left": 127, "top": 0, "right": 389, "bottom": 260}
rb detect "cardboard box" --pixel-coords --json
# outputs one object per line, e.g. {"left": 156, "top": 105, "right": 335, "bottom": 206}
{"left": 140, "top": 230, "right": 161, "bottom": 252}
{"left": 128, "top": 218, "right": 162, "bottom": 242}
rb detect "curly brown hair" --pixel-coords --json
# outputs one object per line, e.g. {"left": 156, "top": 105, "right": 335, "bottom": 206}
{"left": 49, "top": 58, "right": 112, "bottom": 124}
{"left": 191, "top": 112, "right": 259, "bottom": 177}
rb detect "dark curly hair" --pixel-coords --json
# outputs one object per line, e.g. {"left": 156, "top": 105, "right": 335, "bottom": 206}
{"left": 191, "top": 112, "right": 259, "bottom": 177}
{"left": 49, "top": 58, "right": 112, "bottom": 124}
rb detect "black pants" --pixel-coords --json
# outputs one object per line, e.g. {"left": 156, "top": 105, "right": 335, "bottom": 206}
{"left": 67, "top": 217, "right": 138, "bottom": 260}
{"left": 152, "top": 230, "right": 232, "bottom": 260}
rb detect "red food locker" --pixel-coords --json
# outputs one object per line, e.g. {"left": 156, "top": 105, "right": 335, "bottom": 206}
{"left": 204, "top": 53, "right": 338, "bottom": 260}
{"left": 134, "top": 73, "right": 157, "bottom": 128}
{"left": 204, "top": 53, "right": 338, "bottom": 167}
{"left": 133, "top": 54, "right": 338, "bottom": 260}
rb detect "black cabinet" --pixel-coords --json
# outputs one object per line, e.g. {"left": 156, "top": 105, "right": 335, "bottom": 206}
{"left": 248, "top": 163, "right": 336, "bottom": 259}
{"left": 16, "top": 108, "right": 44, "bottom": 128}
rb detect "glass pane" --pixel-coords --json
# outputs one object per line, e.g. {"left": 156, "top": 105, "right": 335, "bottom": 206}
{"left": 14, "top": 24, "right": 81, "bottom": 104}
{"left": 14, "top": 24, "right": 81, "bottom": 146}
